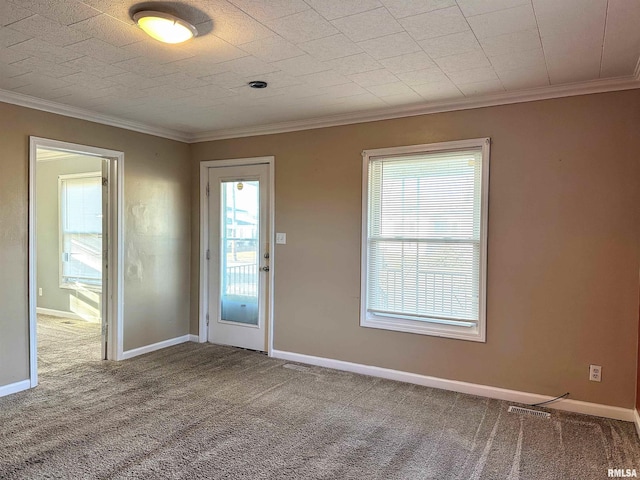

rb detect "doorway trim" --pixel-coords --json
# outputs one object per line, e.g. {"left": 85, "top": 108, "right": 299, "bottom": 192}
{"left": 28, "top": 137, "right": 125, "bottom": 387}
{"left": 199, "top": 156, "right": 275, "bottom": 354}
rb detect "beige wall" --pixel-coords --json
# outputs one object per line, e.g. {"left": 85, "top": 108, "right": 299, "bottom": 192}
{"left": 36, "top": 155, "right": 103, "bottom": 317}
{"left": 0, "top": 102, "right": 191, "bottom": 387}
{"left": 191, "top": 90, "right": 640, "bottom": 408}
{"left": 2, "top": 90, "right": 638, "bottom": 407}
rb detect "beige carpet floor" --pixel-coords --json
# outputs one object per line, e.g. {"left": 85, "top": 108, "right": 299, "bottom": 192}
{"left": 0, "top": 315, "right": 638, "bottom": 479}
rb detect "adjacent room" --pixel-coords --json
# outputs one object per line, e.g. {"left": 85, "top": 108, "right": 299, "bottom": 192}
{"left": 0, "top": 0, "right": 639, "bottom": 479}
{"left": 35, "top": 148, "right": 105, "bottom": 373}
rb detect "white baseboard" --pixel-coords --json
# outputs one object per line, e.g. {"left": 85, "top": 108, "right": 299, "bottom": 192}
{"left": 634, "top": 409, "right": 640, "bottom": 439}
{"left": 271, "top": 349, "right": 634, "bottom": 422}
{"left": 122, "top": 335, "right": 192, "bottom": 360}
{"left": 0, "top": 379, "right": 31, "bottom": 398}
{"left": 188, "top": 334, "right": 200, "bottom": 342}
{"left": 36, "top": 307, "right": 83, "bottom": 320}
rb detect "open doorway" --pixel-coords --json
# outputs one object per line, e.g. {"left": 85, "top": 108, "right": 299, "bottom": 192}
{"left": 37, "top": 153, "right": 104, "bottom": 372}
{"left": 29, "top": 137, "right": 124, "bottom": 388}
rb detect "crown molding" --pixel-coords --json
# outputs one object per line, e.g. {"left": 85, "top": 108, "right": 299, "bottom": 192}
{"left": 188, "top": 75, "right": 640, "bottom": 142}
{"left": 2, "top": 75, "right": 639, "bottom": 145}
{"left": 0, "top": 89, "right": 191, "bottom": 143}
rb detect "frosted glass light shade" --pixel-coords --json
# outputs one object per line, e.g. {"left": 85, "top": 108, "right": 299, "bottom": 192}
{"left": 133, "top": 11, "right": 197, "bottom": 44}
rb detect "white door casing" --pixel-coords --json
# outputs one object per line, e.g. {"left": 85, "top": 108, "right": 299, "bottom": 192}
{"left": 28, "top": 137, "right": 124, "bottom": 388}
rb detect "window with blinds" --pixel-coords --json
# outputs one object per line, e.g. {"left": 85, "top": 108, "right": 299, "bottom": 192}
{"left": 361, "top": 139, "right": 489, "bottom": 341}
{"left": 59, "top": 173, "right": 103, "bottom": 289}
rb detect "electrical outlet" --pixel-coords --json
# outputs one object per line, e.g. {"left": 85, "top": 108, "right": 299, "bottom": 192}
{"left": 38, "top": 288, "right": 43, "bottom": 297}
{"left": 589, "top": 364, "right": 602, "bottom": 382}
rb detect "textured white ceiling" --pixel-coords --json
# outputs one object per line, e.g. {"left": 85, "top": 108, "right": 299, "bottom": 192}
{"left": 1, "top": 0, "right": 639, "bottom": 137}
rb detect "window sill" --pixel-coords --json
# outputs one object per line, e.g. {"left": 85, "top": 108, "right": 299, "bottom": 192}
{"left": 360, "top": 315, "right": 486, "bottom": 342}
{"left": 59, "top": 283, "right": 102, "bottom": 294}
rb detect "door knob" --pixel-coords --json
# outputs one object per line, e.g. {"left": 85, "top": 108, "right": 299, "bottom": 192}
{"left": 261, "top": 266, "right": 270, "bottom": 272}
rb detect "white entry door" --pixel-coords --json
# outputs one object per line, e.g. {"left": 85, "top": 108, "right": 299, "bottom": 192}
{"left": 207, "top": 164, "right": 270, "bottom": 351}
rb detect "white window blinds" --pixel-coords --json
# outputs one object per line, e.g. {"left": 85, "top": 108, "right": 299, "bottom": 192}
{"left": 60, "top": 174, "right": 102, "bottom": 288}
{"left": 366, "top": 147, "right": 484, "bottom": 330}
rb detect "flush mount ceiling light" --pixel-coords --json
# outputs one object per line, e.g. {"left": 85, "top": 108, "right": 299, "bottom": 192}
{"left": 133, "top": 11, "right": 198, "bottom": 44}
{"left": 248, "top": 81, "right": 268, "bottom": 89}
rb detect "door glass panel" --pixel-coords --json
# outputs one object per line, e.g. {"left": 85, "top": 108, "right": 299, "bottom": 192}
{"left": 220, "top": 180, "right": 259, "bottom": 325}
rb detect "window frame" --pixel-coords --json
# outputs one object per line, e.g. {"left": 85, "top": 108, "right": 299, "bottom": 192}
{"left": 360, "top": 138, "right": 490, "bottom": 342}
{"left": 58, "top": 171, "right": 103, "bottom": 291}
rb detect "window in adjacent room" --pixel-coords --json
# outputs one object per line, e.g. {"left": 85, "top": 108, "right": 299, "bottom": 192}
{"left": 361, "top": 138, "right": 490, "bottom": 342}
{"left": 59, "top": 172, "right": 103, "bottom": 290}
